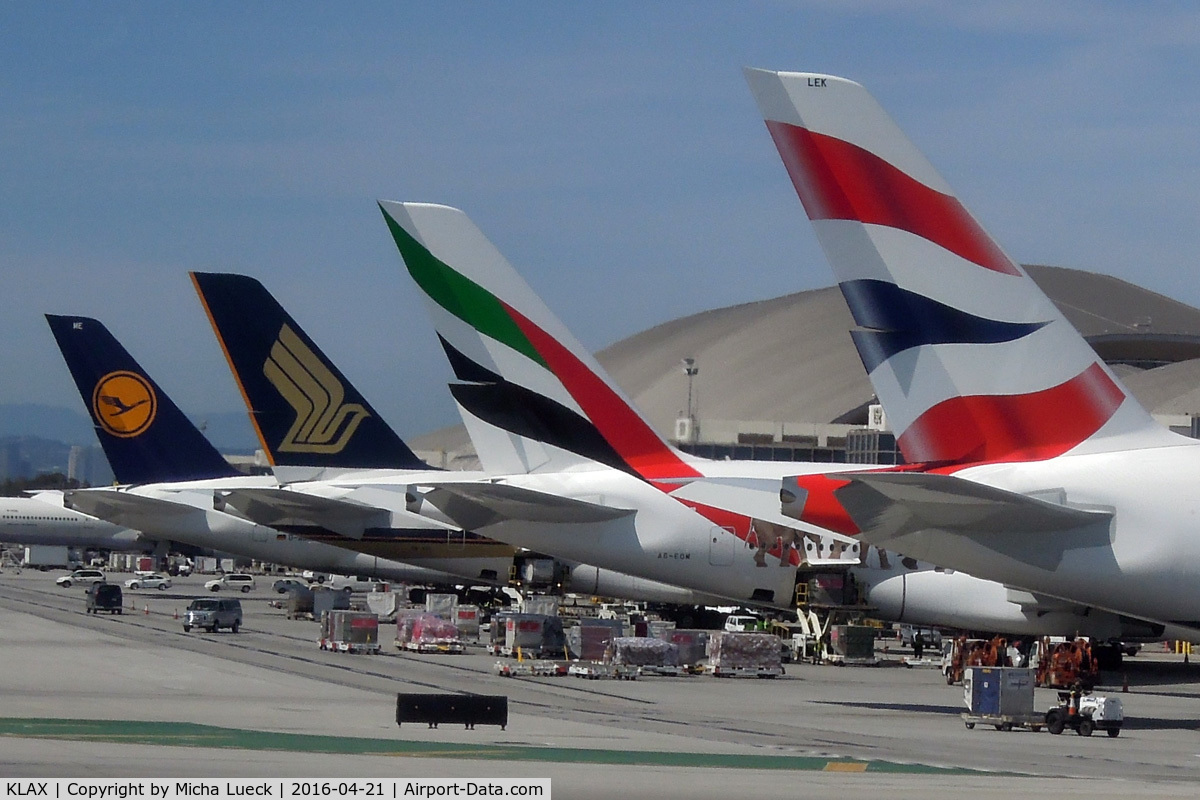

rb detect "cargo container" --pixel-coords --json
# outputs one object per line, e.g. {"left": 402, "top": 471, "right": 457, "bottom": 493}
{"left": 319, "top": 609, "right": 380, "bottom": 653}
{"left": 827, "top": 625, "right": 877, "bottom": 665}
{"left": 23, "top": 545, "right": 71, "bottom": 570}
{"left": 312, "top": 586, "right": 351, "bottom": 619}
{"left": 501, "top": 614, "right": 566, "bottom": 658}
{"left": 453, "top": 605, "right": 480, "bottom": 640}
{"left": 661, "top": 629, "right": 711, "bottom": 668}
{"left": 961, "top": 666, "right": 1041, "bottom": 731}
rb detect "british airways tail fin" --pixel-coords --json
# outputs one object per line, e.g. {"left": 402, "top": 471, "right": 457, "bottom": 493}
{"left": 378, "top": 201, "right": 700, "bottom": 480}
{"left": 45, "top": 315, "right": 238, "bottom": 484}
{"left": 745, "top": 68, "right": 1177, "bottom": 464}
{"left": 190, "top": 272, "right": 430, "bottom": 471}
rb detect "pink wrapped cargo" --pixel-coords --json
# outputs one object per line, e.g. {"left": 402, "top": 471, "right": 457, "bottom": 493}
{"left": 706, "top": 631, "right": 783, "bottom": 678}
{"left": 404, "top": 613, "right": 463, "bottom": 654}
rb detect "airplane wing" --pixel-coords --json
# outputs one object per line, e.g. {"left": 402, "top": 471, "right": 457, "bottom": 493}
{"left": 63, "top": 489, "right": 199, "bottom": 529}
{"left": 217, "top": 488, "right": 390, "bottom": 539}
{"left": 830, "top": 471, "right": 1113, "bottom": 571}
{"left": 412, "top": 482, "right": 635, "bottom": 530}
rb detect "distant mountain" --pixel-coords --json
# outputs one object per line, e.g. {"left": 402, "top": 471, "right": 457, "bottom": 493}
{"left": 0, "top": 403, "right": 258, "bottom": 453}
{"left": 0, "top": 404, "right": 97, "bottom": 445}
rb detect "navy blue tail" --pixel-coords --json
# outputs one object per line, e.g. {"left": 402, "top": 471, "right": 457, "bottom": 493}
{"left": 190, "top": 272, "right": 430, "bottom": 470}
{"left": 45, "top": 315, "right": 239, "bottom": 484}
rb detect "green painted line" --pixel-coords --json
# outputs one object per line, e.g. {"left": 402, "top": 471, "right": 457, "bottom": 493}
{"left": 0, "top": 717, "right": 989, "bottom": 775}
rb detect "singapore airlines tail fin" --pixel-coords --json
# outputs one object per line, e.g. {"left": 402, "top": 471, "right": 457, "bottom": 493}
{"left": 379, "top": 200, "right": 701, "bottom": 481}
{"left": 45, "top": 315, "right": 239, "bottom": 484}
{"left": 744, "top": 68, "right": 1179, "bottom": 465}
{"left": 190, "top": 271, "right": 430, "bottom": 471}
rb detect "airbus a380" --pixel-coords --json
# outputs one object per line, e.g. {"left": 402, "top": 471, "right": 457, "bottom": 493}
{"left": 746, "top": 67, "right": 1200, "bottom": 637}
{"left": 46, "top": 314, "right": 473, "bottom": 585}
{"left": 372, "top": 200, "right": 1170, "bottom": 640}
{"left": 187, "top": 271, "right": 721, "bottom": 605}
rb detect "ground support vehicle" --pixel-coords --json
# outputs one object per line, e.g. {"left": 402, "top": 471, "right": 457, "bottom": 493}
{"left": 493, "top": 660, "right": 566, "bottom": 678}
{"left": 1045, "top": 689, "right": 1124, "bottom": 737}
{"left": 961, "top": 667, "right": 1040, "bottom": 732}
{"left": 705, "top": 664, "right": 784, "bottom": 678}
{"left": 85, "top": 582, "right": 123, "bottom": 615}
{"left": 568, "top": 662, "right": 640, "bottom": 680}
{"left": 183, "top": 598, "right": 242, "bottom": 633}
{"left": 961, "top": 712, "right": 1045, "bottom": 732}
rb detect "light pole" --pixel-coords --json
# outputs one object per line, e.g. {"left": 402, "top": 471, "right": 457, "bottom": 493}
{"left": 682, "top": 357, "right": 699, "bottom": 444}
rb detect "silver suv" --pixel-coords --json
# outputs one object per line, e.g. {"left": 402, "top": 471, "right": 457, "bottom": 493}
{"left": 183, "top": 598, "right": 242, "bottom": 633}
{"left": 204, "top": 573, "right": 256, "bottom": 593}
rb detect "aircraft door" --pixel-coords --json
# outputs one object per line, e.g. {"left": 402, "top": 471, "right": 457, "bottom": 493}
{"left": 708, "top": 526, "right": 736, "bottom": 566}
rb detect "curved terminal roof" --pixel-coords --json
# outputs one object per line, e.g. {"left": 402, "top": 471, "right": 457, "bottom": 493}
{"left": 412, "top": 265, "right": 1200, "bottom": 463}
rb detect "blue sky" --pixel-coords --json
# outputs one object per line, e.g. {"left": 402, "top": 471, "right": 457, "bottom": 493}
{"left": 3, "top": 2, "right": 1198, "bottom": 440}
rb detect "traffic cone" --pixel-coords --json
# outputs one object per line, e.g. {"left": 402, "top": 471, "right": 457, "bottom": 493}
{"left": 143, "top": 604, "right": 149, "bottom": 615}
{"left": 1122, "top": 674, "right": 1129, "bottom": 693}
{"left": 173, "top": 608, "right": 178, "bottom": 620}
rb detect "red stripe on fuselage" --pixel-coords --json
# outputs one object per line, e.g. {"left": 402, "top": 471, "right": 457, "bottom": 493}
{"left": 765, "top": 121, "right": 1020, "bottom": 276}
{"left": 502, "top": 302, "right": 702, "bottom": 481}
{"left": 898, "top": 362, "right": 1126, "bottom": 464}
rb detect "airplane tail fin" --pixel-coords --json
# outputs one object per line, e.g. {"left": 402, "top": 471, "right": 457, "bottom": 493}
{"left": 378, "top": 201, "right": 700, "bottom": 480}
{"left": 45, "top": 315, "right": 238, "bottom": 484}
{"left": 190, "top": 272, "right": 430, "bottom": 470}
{"left": 745, "top": 68, "right": 1176, "bottom": 464}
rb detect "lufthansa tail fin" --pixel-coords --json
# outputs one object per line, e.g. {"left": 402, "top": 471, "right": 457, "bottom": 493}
{"left": 45, "top": 315, "right": 238, "bottom": 484}
{"left": 745, "top": 68, "right": 1177, "bottom": 464}
{"left": 190, "top": 272, "right": 430, "bottom": 470}
{"left": 379, "top": 200, "right": 700, "bottom": 481}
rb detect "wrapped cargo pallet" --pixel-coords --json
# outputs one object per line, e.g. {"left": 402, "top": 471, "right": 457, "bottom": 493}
{"left": 394, "top": 609, "right": 427, "bottom": 649}
{"left": 610, "top": 637, "right": 679, "bottom": 668}
{"left": 407, "top": 614, "right": 464, "bottom": 654}
{"left": 662, "top": 629, "right": 711, "bottom": 667}
{"left": 285, "top": 586, "right": 315, "bottom": 620}
{"left": 425, "top": 593, "right": 458, "bottom": 618}
{"left": 707, "top": 631, "right": 782, "bottom": 677}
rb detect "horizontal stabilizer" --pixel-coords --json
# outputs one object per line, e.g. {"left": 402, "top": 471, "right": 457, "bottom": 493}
{"left": 831, "top": 472, "right": 1113, "bottom": 571}
{"left": 217, "top": 488, "right": 390, "bottom": 539}
{"left": 64, "top": 490, "right": 200, "bottom": 528}
{"left": 412, "top": 482, "right": 635, "bottom": 530}
{"left": 836, "top": 472, "right": 1110, "bottom": 535}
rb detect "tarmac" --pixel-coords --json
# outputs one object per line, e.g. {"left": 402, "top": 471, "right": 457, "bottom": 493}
{"left": 2, "top": 569, "right": 1199, "bottom": 799}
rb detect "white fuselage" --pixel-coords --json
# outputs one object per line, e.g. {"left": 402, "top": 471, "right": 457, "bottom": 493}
{"left": 887, "top": 441, "right": 1200, "bottom": 629}
{"left": 65, "top": 477, "right": 504, "bottom": 584}
{"left": 1, "top": 494, "right": 146, "bottom": 551}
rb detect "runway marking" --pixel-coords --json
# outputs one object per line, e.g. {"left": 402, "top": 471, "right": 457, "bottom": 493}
{"left": 0, "top": 717, "right": 994, "bottom": 775}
